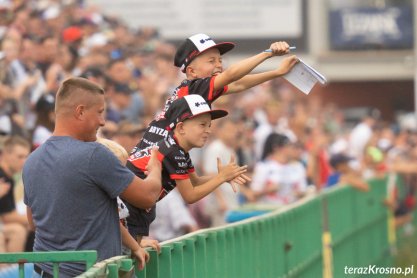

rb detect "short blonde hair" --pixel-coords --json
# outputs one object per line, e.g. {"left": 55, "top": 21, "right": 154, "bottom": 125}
{"left": 55, "top": 77, "right": 104, "bottom": 116}
{"left": 96, "top": 137, "right": 128, "bottom": 164}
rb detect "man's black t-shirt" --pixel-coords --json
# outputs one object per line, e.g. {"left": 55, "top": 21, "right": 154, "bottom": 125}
{"left": 0, "top": 167, "right": 15, "bottom": 214}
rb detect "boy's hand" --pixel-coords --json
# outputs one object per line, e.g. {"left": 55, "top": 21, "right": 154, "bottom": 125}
{"left": 277, "top": 55, "right": 299, "bottom": 75}
{"left": 140, "top": 238, "right": 161, "bottom": 253}
{"left": 230, "top": 174, "right": 252, "bottom": 192}
{"left": 217, "top": 155, "right": 248, "bottom": 186}
{"left": 268, "top": 41, "right": 291, "bottom": 56}
{"left": 145, "top": 146, "right": 162, "bottom": 176}
{"left": 131, "top": 247, "right": 149, "bottom": 270}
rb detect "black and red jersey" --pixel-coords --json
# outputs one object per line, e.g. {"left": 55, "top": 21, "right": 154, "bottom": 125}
{"left": 127, "top": 134, "right": 195, "bottom": 202}
{"left": 128, "top": 76, "right": 228, "bottom": 154}
{"left": 124, "top": 76, "right": 226, "bottom": 237}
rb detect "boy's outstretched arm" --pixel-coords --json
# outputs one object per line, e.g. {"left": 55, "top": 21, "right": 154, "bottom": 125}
{"left": 176, "top": 160, "right": 248, "bottom": 204}
{"left": 226, "top": 55, "right": 299, "bottom": 94}
{"left": 213, "top": 41, "right": 291, "bottom": 92}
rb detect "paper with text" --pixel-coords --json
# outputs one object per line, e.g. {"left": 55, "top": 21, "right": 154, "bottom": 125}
{"left": 283, "top": 59, "right": 327, "bottom": 95}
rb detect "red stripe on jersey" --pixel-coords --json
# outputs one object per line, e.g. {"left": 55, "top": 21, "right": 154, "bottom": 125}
{"left": 157, "top": 151, "right": 165, "bottom": 161}
{"left": 130, "top": 151, "right": 165, "bottom": 171}
{"left": 209, "top": 76, "right": 228, "bottom": 101}
{"left": 177, "top": 86, "right": 189, "bottom": 98}
{"left": 188, "top": 167, "right": 195, "bottom": 173}
{"left": 130, "top": 156, "right": 149, "bottom": 171}
{"left": 170, "top": 173, "right": 189, "bottom": 180}
{"left": 208, "top": 76, "right": 215, "bottom": 101}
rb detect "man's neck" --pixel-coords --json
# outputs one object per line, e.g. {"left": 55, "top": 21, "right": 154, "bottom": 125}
{"left": 53, "top": 123, "right": 81, "bottom": 140}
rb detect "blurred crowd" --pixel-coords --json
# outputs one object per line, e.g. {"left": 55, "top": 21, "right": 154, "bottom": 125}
{"left": 0, "top": 0, "right": 416, "bottom": 254}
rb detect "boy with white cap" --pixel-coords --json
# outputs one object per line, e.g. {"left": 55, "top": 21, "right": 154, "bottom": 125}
{"left": 125, "top": 94, "right": 248, "bottom": 241}
{"left": 126, "top": 34, "right": 296, "bottom": 242}
{"left": 129, "top": 33, "right": 298, "bottom": 152}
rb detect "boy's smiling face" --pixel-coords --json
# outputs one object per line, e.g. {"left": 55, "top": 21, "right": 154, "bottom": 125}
{"left": 186, "top": 48, "right": 223, "bottom": 79}
{"left": 176, "top": 113, "right": 212, "bottom": 150}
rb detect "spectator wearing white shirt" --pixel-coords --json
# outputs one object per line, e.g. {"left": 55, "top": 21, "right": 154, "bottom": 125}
{"left": 251, "top": 133, "right": 302, "bottom": 205}
{"left": 348, "top": 109, "right": 380, "bottom": 163}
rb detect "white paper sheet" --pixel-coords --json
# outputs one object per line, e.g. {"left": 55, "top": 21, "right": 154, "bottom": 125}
{"left": 283, "top": 59, "right": 327, "bottom": 95}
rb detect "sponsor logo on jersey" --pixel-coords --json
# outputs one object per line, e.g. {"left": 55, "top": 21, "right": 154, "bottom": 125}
{"left": 148, "top": 126, "right": 169, "bottom": 138}
{"left": 129, "top": 147, "right": 151, "bottom": 160}
{"left": 178, "top": 162, "right": 188, "bottom": 168}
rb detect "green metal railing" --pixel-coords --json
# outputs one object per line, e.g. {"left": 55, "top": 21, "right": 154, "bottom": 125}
{"left": 0, "top": 177, "right": 401, "bottom": 277}
{"left": 77, "top": 255, "right": 134, "bottom": 278}
{"left": 325, "top": 179, "right": 390, "bottom": 277}
{"left": 129, "top": 178, "right": 390, "bottom": 278}
{"left": 0, "top": 251, "right": 97, "bottom": 277}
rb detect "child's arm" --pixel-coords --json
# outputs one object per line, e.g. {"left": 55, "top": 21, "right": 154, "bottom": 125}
{"left": 119, "top": 222, "right": 149, "bottom": 270}
{"left": 225, "top": 55, "right": 299, "bottom": 94}
{"left": 213, "top": 42, "right": 296, "bottom": 93}
{"left": 177, "top": 159, "right": 248, "bottom": 204}
{"left": 190, "top": 171, "right": 251, "bottom": 192}
{"left": 189, "top": 155, "right": 251, "bottom": 192}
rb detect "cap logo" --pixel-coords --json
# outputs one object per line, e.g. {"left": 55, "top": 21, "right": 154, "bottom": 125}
{"left": 199, "top": 37, "right": 213, "bottom": 44}
{"left": 189, "top": 33, "right": 216, "bottom": 52}
{"left": 195, "top": 102, "right": 205, "bottom": 107}
{"left": 183, "top": 95, "right": 211, "bottom": 116}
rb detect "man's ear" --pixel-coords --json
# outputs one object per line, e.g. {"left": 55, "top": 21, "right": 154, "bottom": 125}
{"left": 74, "top": 104, "right": 85, "bottom": 120}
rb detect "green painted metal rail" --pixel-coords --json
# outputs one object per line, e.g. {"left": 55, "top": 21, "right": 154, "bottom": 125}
{"left": 0, "top": 251, "right": 97, "bottom": 277}
{"left": 0, "top": 177, "right": 401, "bottom": 277}
{"left": 77, "top": 255, "right": 134, "bottom": 278}
{"left": 129, "top": 177, "right": 390, "bottom": 278}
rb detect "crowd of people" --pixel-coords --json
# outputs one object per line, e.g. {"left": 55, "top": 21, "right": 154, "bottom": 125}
{"left": 0, "top": 0, "right": 416, "bottom": 276}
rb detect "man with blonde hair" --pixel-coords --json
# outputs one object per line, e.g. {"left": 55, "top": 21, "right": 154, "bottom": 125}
{"left": 23, "top": 77, "right": 162, "bottom": 278}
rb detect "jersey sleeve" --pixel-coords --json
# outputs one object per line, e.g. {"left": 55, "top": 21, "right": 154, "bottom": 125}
{"left": 188, "top": 77, "right": 228, "bottom": 104}
{"left": 127, "top": 147, "right": 152, "bottom": 179}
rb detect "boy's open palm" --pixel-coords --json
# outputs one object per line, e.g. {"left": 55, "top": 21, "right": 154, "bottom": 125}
{"left": 217, "top": 156, "right": 248, "bottom": 189}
